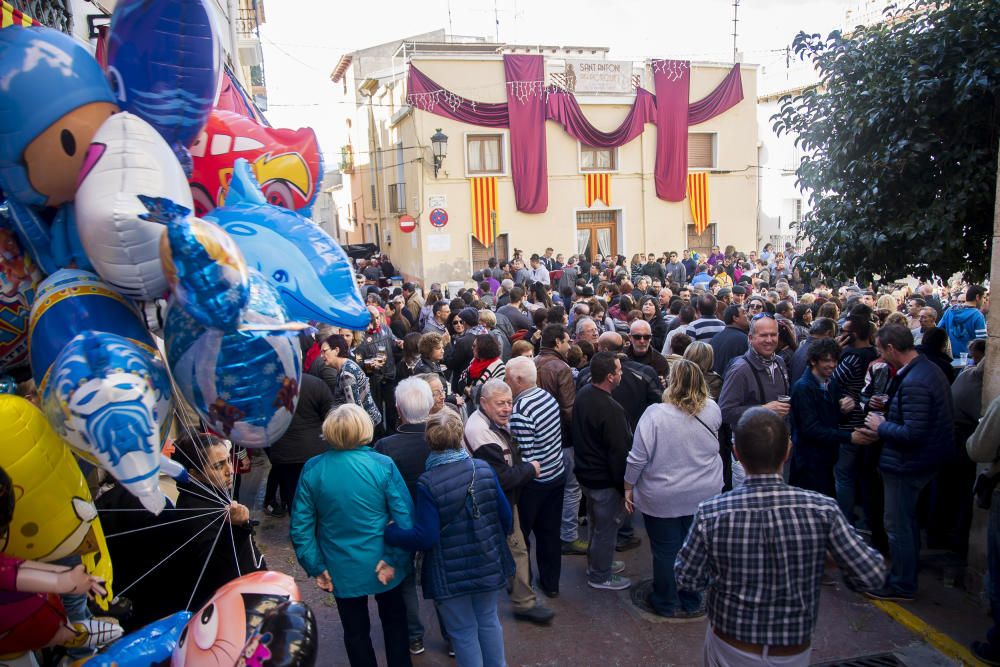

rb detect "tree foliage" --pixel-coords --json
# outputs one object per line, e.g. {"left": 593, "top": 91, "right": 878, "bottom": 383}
{"left": 772, "top": 0, "right": 1000, "bottom": 283}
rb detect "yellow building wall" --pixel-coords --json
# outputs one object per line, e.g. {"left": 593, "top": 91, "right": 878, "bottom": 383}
{"left": 389, "top": 57, "right": 757, "bottom": 286}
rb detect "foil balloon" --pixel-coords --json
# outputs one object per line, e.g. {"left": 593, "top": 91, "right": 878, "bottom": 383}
{"left": 0, "top": 204, "right": 43, "bottom": 375}
{"left": 106, "top": 0, "right": 221, "bottom": 174}
{"left": 204, "top": 160, "right": 369, "bottom": 329}
{"left": 149, "top": 196, "right": 250, "bottom": 331}
{"left": 165, "top": 270, "right": 302, "bottom": 448}
{"left": 237, "top": 601, "right": 318, "bottom": 667}
{"left": 0, "top": 26, "right": 118, "bottom": 273}
{"left": 28, "top": 269, "right": 155, "bottom": 389}
{"left": 173, "top": 571, "right": 301, "bottom": 667}
{"left": 0, "top": 395, "right": 114, "bottom": 610}
{"left": 43, "top": 331, "right": 173, "bottom": 515}
{"left": 75, "top": 112, "right": 192, "bottom": 300}
{"left": 189, "top": 109, "right": 323, "bottom": 217}
{"left": 76, "top": 611, "right": 192, "bottom": 667}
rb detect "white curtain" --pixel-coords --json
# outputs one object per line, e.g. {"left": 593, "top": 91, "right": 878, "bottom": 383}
{"left": 597, "top": 228, "right": 612, "bottom": 257}
{"left": 576, "top": 230, "right": 590, "bottom": 256}
{"left": 483, "top": 139, "right": 500, "bottom": 172}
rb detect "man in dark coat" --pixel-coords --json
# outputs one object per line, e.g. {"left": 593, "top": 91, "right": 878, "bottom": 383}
{"left": 858, "top": 325, "right": 954, "bottom": 602}
{"left": 710, "top": 305, "right": 750, "bottom": 376}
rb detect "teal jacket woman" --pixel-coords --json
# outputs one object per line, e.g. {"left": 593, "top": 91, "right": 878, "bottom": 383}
{"left": 290, "top": 404, "right": 415, "bottom": 666}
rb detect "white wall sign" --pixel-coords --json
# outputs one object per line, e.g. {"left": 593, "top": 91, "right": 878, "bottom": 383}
{"left": 564, "top": 60, "right": 633, "bottom": 94}
{"left": 427, "top": 235, "right": 451, "bottom": 253}
{"left": 428, "top": 195, "right": 447, "bottom": 209}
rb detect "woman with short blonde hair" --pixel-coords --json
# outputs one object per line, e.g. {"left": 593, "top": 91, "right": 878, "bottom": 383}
{"left": 624, "top": 359, "right": 722, "bottom": 620}
{"left": 291, "top": 404, "right": 413, "bottom": 665}
{"left": 682, "top": 342, "right": 722, "bottom": 400}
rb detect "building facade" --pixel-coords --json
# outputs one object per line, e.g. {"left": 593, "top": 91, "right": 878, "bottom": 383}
{"left": 332, "top": 37, "right": 759, "bottom": 286}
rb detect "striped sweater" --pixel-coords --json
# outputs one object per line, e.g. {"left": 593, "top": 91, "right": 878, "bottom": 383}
{"left": 509, "top": 387, "right": 566, "bottom": 484}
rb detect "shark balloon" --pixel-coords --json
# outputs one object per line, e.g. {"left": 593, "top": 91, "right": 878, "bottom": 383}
{"left": 204, "top": 159, "right": 369, "bottom": 330}
{"left": 152, "top": 197, "right": 302, "bottom": 448}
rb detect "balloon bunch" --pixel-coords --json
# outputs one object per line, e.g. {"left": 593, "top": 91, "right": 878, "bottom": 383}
{"left": 76, "top": 572, "right": 318, "bottom": 667}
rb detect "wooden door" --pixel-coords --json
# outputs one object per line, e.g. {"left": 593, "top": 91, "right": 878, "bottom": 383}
{"left": 576, "top": 211, "right": 618, "bottom": 262}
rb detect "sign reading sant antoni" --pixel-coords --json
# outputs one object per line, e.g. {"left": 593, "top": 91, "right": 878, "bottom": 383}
{"left": 563, "top": 60, "right": 633, "bottom": 94}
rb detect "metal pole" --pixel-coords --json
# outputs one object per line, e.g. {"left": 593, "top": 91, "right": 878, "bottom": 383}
{"left": 983, "top": 135, "right": 1000, "bottom": 407}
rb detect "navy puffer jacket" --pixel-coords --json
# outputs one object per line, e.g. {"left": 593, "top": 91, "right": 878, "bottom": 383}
{"left": 406, "top": 458, "right": 515, "bottom": 600}
{"left": 877, "top": 355, "right": 954, "bottom": 475}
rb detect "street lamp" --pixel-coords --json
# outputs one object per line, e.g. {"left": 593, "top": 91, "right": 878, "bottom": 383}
{"left": 431, "top": 128, "right": 448, "bottom": 178}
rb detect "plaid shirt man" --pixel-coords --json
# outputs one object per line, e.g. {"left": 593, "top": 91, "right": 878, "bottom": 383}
{"left": 675, "top": 474, "right": 886, "bottom": 646}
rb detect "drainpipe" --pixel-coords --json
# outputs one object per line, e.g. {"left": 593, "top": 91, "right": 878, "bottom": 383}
{"left": 226, "top": 0, "right": 243, "bottom": 82}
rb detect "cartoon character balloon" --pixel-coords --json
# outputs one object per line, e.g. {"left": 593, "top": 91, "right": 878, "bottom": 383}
{"left": 28, "top": 269, "right": 156, "bottom": 388}
{"left": 237, "top": 601, "right": 318, "bottom": 667}
{"left": 43, "top": 331, "right": 173, "bottom": 515}
{"left": 189, "top": 110, "right": 323, "bottom": 217}
{"left": 76, "top": 611, "right": 192, "bottom": 667}
{"left": 173, "top": 571, "right": 301, "bottom": 667}
{"left": 75, "top": 112, "right": 193, "bottom": 300}
{"left": 0, "top": 395, "right": 114, "bottom": 609}
{"left": 0, "top": 204, "right": 43, "bottom": 375}
{"left": 107, "top": 0, "right": 221, "bottom": 174}
{"left": 204, "top": 160, "right": 369, "bottom": 329}
{"left": 0, "top": 26, "right": 118, "bottom": 273}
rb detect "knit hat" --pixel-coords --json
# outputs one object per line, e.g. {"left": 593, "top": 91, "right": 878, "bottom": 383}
{"left": 458, "top": 307, "right": 480, "bottom": 327}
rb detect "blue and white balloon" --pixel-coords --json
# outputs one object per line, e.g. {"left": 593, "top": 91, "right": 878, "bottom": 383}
{"left": 43, "top": 331, "right": 173, "bottom": 514}
{"left": 165, "top": 271, "right": 302, "bottom": 448}
{"left": 205, "top": 160, "right": 369, "bottom": 329}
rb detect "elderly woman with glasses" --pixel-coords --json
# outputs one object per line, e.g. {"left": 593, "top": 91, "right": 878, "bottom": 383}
{"left": 319, "top": 334, "right": 382, "bottom": 428}
{"left": 291, "top": 404, "right": 414, "bottom": 667}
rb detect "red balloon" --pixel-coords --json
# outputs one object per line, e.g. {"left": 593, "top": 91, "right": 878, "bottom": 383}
{"left": 189, "top": 110, "right": 322, "bottom": 217}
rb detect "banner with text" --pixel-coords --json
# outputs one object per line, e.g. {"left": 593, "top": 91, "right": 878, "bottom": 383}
{"left": 564, "top": 60, "right": 633, "bottom": 94}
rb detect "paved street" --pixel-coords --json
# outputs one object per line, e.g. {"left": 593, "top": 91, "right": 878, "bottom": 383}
{"left": 255, "top": 513, "right": 987, "bottom": 666}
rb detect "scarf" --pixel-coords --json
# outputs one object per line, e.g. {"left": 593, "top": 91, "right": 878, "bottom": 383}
{"left": 750, "top": 348, "right": 781, "bottom": 383}
{"left": 426, "top": 447, "right": 470, "bottom": 471}
{"left": 468, "top": 356, "right": 497, "bottom": 381}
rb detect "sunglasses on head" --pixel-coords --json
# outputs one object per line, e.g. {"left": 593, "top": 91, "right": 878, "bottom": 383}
{"left": 751, "top": 312, "right": 776, "bottom": 321}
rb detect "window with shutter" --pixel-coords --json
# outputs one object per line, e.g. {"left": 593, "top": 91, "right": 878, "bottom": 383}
{"left": 688, "top": 133, "right": 716, "bottom": 169}
{"left": 471, "top": 233, "right": 509, "bottom": 270}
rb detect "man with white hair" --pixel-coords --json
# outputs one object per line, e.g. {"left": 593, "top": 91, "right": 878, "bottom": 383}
{"left": 506, "top": 357, "right": 567, "bottom": 598}
{"left": 374, "top": 378, "right": 439, "bottom": 654}
{"left": 574, "top": 316, "right": 599, "bottom": 345}
{"left": 465, "top": 379, "right": 554, "bottom": 625}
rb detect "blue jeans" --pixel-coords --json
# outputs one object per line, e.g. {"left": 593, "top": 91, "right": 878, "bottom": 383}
{"left": 883, "top": 470, "right": 935, "bottom": 595}
{"left": 399, "top": 569, "right": 424, "bottom": 642}
{"left": 436, "top": 590, "right": 506, "bottom": 667}
{"left": 644, "top": 514, "right": 701, "bottom": 615}
{"left": 561, "top": 449, "right": 582, "bottom": 542}
{"left": 835, "top": 443, "right": 862, "bottom": 522}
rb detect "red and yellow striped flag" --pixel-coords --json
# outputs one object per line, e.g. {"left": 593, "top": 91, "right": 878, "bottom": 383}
{"left": 585, "top": 172, "right": 610, "bottom": 208}
{"left": 687, "top": 172, "right": 710, "bottom": 235}
{"left": 1, "top": 1, "right": 40, "bottom": 28}
{"left": 470, "top": 176, "right": 498, "bottom": 247}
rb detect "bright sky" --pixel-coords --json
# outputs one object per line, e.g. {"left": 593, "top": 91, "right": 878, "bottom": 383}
{"left": 258, "top": 0, "right": 860, "bottom": 158}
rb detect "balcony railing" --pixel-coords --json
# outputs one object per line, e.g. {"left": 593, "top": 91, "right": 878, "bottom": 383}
{"left": 9, "top": 0, "right": 72, "bottom": 34}
{"left": 236, "top": 4, "right": 260, "bottom": 38}
{"left": 388, "top": 183, "right": 406, "bottom": 214}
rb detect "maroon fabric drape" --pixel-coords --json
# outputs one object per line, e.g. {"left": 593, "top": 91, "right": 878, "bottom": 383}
{"left": 546, "top": 88, "right": 656, "bottom": 148}
{"left": 689, "top": 63, "right": 743, "bottom": 125}
{"left": 406, "top": 65, "right": 509, "bottom": 128}
{"left": 95, "top": 25, "right": 109, "bottom": 71}
{"left": 503, "top": 55, "right": 547, "bottom": 213}
{"left": 653, "top": 60, "right": 691, "bottom": 202}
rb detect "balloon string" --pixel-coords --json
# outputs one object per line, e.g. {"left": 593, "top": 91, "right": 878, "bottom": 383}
{"left": 97, "top": 508, "right": 218, "bottom": 512}
{"left": 171, "top": 479, "right": 232, "bottom": 509}
{"left": 113, "top": 509, "right": 228, "bottom": 600}
{"left": 103, "top": 509, "right": 227, "bottom": 539}
{"left": 167, "top": 403, "right": 234, "bottom": 507}
{"left": 228, "top": 512, "right": 241, "bottom": 580}
{"left": 186, "top": 508, "right": 228, "bottom": 611}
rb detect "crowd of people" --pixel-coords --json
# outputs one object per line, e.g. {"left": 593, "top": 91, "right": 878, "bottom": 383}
{"left": 74, "top": 241, "right": 994, "bottom": 666}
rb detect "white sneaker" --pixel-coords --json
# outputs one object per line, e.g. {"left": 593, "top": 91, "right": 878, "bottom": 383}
{"left": 588, "top": 574, "right": 631, "bottom": 591}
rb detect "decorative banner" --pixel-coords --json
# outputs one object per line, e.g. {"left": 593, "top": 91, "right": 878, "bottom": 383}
{"left": 1, "top": 1, "right": 39, "bottom": 28}
{"left": 687, "top": 172, "right": 710, "bottom": 235}
{"left": 564, "top": 60, "right": 633, "bottom": 95}
{"left": 585, "top": 173, "right": 610, "bottom": 208}
{"left": 470, "top": 176, "right": 498, "bottom": 247}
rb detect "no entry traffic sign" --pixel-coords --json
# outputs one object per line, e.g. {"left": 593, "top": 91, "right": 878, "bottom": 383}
{"left": 399, "top": 215, "right": 416, "bottom": 233}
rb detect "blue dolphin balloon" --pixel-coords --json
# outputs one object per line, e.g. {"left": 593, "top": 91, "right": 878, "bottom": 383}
{"left": 76, "top": 611, "right": 192, "bottom": 667}
{"left": 43, "top": 331, "right": 173, "bottom": 514}
{"left": 203, "top": 160, "right": 370, "bottom": 329}
{"left": 107, "top": 0, "right": 221, "bottom": 174}
{"left": 165, "top": 270, "right": 302, "bottom": 448}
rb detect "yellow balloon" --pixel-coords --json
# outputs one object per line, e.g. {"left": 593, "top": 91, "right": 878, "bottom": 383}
{"left": 0, "top": 395, "right": 113, "bottom": 610}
